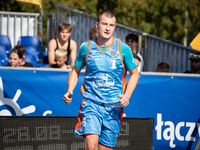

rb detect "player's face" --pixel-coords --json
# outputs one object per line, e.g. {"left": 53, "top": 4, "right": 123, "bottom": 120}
{"left": 96, "top": 15, "right": 116, "bottom": 40}
{"left": 9, "top": 53, "right": 22, "bottom": 67}
{"left": 59, "top": 29, "right": 71, "bottom": 42}
{"left": 56, "top": 56, "right": 67, "bottom": 68}
{"left": 126, "top": 39, "right": 138, "bottom": 50}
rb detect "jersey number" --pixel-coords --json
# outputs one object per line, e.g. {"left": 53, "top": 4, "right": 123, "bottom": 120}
{"left": 111, "top": 60, "right": 116, "bottom": 69}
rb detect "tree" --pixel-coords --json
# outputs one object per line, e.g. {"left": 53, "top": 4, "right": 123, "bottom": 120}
{"left": 1, "top": 0, "right": 200, "bottom": 49}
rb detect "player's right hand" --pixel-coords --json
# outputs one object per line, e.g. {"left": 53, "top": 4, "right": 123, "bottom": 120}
{"left": 63, "top": 91, "right": 73, "bottom": 104}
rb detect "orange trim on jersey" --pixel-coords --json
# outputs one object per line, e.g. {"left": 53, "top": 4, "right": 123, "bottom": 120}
{"left": 120, "top": 107, "right": 124, "bottom": 128}
{"left": 85, "top": 40, "right": 91, "bottom": 64}
{"left": 80, "top": 41, "right": 91, "bottom": 95}
{"left": 96, "top": 37, "right": 115, "bottom": 53}
{"left": 118, "top": 40, "right": 127, "bottom": 92}
{"left": 75, "top": 98, "right": 86, "bottom": 132}
{"left": 122, "top": 70, "right": 127, "bottom": 92}
{"left": 118, "top": 40, "right": 124, "bottom": 66}
{"left": 81, "top": 84, "right": 86, "bottom": 95}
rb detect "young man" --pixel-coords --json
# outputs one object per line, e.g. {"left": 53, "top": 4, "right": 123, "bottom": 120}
{"left": 48, "top": 23, "right": 77, "bottom": 68}
{"left": 45, "top": 48, "right": 69, "bottom": 69}
{"left": 125, "top": 33, "right": 144, "bottom": 72}
{"left": 63, "top": 10, "right": 139, "bottom": 150}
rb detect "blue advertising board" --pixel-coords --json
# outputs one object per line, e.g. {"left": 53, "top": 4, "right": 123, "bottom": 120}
{"left": 0, "top": 68, "right": 200, "bottom": 149}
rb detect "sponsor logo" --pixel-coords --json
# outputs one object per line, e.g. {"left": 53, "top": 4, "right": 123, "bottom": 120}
{"left": 155, "top": 113, "right": 200, "bottom": 148}
{"left": 110, "top": 51, "right": 117, "bottom": 56}
{"left": 89, "top": 56, "right": 103, "bottom": 59}
{"left": 93, "top": 73, "right": 115, "bottom": 90}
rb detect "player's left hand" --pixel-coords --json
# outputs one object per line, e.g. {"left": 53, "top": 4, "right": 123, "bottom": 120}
{"left": 118, "top": 95, "right": 129, "bottom": 107}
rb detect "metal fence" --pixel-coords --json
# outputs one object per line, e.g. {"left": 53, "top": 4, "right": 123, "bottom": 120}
{"left": 0, "top": 11, "right": 40, "bottom": 48}
{"left": 47, "top": 4, "right": 197, "bottom": 73}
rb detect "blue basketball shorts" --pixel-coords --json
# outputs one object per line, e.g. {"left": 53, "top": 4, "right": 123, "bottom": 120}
{"left": 74, "top": 99, "right": 124, "bottom": 148}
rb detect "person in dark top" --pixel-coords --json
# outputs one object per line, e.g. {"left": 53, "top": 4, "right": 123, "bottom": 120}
{"left": 7, "top": 45, "right": 34, "bottom": 67}
{"left": 48, "top": 23, "right": 77, "bottom": 68}
{"left": 184, "top": 52, "right": 200, "bottom": 74}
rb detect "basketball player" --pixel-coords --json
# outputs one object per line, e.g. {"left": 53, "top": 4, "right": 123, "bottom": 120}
{"left": 63, "top": 10, "right": 139, "bottom": 150}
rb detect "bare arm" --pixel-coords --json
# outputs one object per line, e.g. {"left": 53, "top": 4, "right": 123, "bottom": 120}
{"left": 69, "top": 40, "right": 77, "bottom": 68}
{"left": 48, "top": 39, "right": 57, "bottom": 64}
{"left": 63, "top": 66, "right": 81, "bottom": 104}
{"left": 118, "top": 67, "right": 139, "bottom": 107}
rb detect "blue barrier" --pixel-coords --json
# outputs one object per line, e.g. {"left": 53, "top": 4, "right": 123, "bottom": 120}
{"left": 0, "top": 68, "right": 200, "bottom": 149}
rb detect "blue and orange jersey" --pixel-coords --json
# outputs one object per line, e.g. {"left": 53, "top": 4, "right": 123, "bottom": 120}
{"left": 80, "top": 37, "right": 129, "bottom": 104}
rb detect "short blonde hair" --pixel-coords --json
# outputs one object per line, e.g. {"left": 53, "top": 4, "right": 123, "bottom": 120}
{"left": 55, "top": 48, "right": 68, "bottom": 58}
{"left": 58, "top": 23, "right": 72, "bottom": 32}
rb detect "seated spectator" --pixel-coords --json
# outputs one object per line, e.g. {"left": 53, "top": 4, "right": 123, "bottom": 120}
{"left": 7, "top": 48, "right": 23, "bottom": 67}
{"left": 80, "top": 25, "right": 98, "bottom": 48}
{"left": 45, "top": 48, "right": 70, "bottom": 69}
{"left": 156, "top": 62, "right": 170, "bottom": 73}
{"left": 48, "top": 23, "right": 77, "bottom": 68}
{"left": 7, "top": 45, "right": 34, "bottom": 67}
{"left": 89, "top": 25, "right": 98, "bottom": 40}
{"left": 184, "top": 52, "right": 200, "bottom": 74}
{"left": 125, "top": 33, "right": 144, "bottom": 72}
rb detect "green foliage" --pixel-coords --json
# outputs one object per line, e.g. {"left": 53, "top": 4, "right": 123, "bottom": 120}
{"left": 1, "top": 0, "right": 200, "bottom": 49}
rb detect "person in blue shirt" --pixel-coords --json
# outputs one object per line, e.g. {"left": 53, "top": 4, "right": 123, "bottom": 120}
{"left": 63, "top": 10, "right": 139, "bottom": 150}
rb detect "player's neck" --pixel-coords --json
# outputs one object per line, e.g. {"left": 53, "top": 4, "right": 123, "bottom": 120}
{"left": 97, "top": 36, "right": 113, "bottom": 47}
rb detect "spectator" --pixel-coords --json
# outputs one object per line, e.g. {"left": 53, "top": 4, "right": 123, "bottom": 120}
{"left": 45, "top": 48, "right": 70, "bottom": 69}
{"left": 184, "top": 52, "right": 200, "bottom": 74}
{"left": 156, "top": 62, "right": 170, "bottom": 73}
{"left": 7, "top": 48, "right": 23, "bottom": 67}
{"left": 80, "top": 25, "right": 98, "bottom": 48}
{"left": 125, "top": 33, "right": 144, "bottom": 72}
{"left": 7, "top": 45, "right": 34, "bottom": 67}
{"left": 48, "top": 23, "right": 77, "bottom": 68}
{"left": 89, "top": 25, "right": 98, "bottom": 40}
{"left": 63, "top": 10, "right": 139, "bottom": 150}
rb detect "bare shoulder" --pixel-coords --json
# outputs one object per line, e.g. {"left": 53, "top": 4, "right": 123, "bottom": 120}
{"left": 70, "top": 39, "right": 77, "bottom": 46}
{"left": 70, "top": 39, "right": 77, "bottom": 50}
{"left": 48, "top": 38, "right": 57, "bottom": 48}
{"left": 48, "top": 39, "right": 57, "bottom": 50}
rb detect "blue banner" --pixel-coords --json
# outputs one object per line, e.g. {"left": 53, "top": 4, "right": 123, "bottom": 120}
{"left": 0, "top": 68, "right": 200, "bottom": 149}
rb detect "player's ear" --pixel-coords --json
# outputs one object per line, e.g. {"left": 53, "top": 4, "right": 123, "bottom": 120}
{"left": 95, "top": 22, "right": 98, "bottom": 29}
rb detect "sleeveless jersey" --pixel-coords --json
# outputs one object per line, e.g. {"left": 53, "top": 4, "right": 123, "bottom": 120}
{"left": 81, "top": 37, "right": 127, "bottom": 104}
